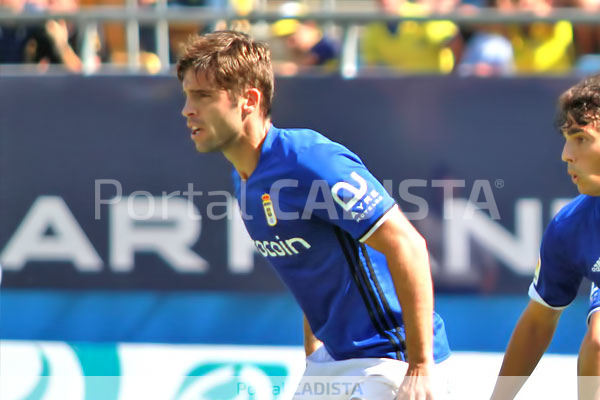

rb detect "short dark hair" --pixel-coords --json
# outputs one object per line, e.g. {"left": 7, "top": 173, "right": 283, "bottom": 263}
{"left": 556, "top": 74, "right": 600, "bottom": 131}
{"left": 176, "top": 31, "right": 274, "bottom": 117}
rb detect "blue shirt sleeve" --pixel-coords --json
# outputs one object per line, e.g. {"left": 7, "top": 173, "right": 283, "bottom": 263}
{"left": 530, "top": 218, "right": 583, "bottom": 308}
{"left": 292, "top": 142, "right": 396, "bottom": 241}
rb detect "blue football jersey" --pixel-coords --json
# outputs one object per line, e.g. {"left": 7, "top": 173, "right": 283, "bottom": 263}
{"left": 529, "top": 195, "right": 600, "bottom": 308}
{"left": 233, "top": 125, "right": 450, "bottom": 362}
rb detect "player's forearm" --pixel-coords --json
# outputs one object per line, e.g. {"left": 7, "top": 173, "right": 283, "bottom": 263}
{"left": 491, "top": 310, "right": 557, "bottom": 399}
{"left": 303, "top": 314, "right": 322, "bottom": 357}
{"left": 364, "top": 208, "right": 435, "bottom": 367}
{"left": 500, "top": 311, "right": 556, "bottom": 376}
{"left": 578, "top": 312, "right": 600, "bottom": 376}
{"left": 388, "top": 233, "right": 434, "bottom": 366}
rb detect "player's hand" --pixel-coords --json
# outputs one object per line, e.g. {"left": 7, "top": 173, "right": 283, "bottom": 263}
{"left": 396, "top": 363, "right": 435, "bottom": 400}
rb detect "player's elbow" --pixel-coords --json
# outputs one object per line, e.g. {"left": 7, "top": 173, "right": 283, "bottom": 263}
{"left": 397, "top": 230, "right": 429, "bottom": 263}
{"left": 406, "top": 226, "right": 427, "bottom": 251}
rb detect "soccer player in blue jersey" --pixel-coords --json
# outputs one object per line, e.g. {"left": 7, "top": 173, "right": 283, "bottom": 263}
{"left": 177, "top": 31, "right": 451, "bottom": 399}
{"left": 491, "top": 74, "right": 600, "bottom": 399}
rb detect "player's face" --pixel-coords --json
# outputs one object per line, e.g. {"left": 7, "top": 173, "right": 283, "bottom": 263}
{"left": 561, "top": 120, "right": 600, "bottom": 196}
{"left": 181, "top": 69, "right": 243, "bottom": 153}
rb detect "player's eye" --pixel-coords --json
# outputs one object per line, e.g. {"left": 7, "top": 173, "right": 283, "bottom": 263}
{"left": 190, "top": 91, "right": 211, "bottom": 99}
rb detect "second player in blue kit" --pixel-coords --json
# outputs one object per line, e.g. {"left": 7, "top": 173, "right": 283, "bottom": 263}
{"left": 492, "top": 74, "right": 600, "bottom": 399}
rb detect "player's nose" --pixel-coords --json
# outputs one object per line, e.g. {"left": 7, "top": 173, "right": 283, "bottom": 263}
{"left": 181, "top": 98, "right": 196, "bottom": 118}
{"left": 561, "top": 141, "right": 574, "bottom": 163}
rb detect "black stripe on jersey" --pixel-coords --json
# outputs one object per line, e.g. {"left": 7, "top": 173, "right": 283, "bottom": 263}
{"left": 348, "top": 238, "right": 406, "bottom": 359}
{"left": 334, "top": 228, "right": 388, "bottom": 345}
{"left": 359, "top": 243, "right": 407, "bottom": 355}
{"left": 335, "top": 228, "right": 405, "bottom": 360}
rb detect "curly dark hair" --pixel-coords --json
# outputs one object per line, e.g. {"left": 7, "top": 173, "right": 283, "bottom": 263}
{"left": 176, "top": 31, "right": 274, "bottom": 117}
{"left": 556, "top": 74, "right": 600, "bottom": 131}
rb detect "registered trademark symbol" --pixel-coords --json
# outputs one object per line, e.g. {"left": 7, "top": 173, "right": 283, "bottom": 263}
{"left": 495, "top": 179, "right": 504, "bottom": 188}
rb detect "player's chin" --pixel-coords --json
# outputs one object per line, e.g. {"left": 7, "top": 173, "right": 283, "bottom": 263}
{"left": 194, "top": 142, "right": 221, "bottom": 154}
{"left": 194, "top": 143, "right": 207, "bottom": 153}
{"left": 192, "top": 138, "right": 209, "bottom": 151}
{"left": 577, "top": 180, "right": 600, "bottom": 196}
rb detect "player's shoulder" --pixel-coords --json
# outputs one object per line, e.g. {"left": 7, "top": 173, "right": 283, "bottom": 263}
{"left": 546, "top": 195, "right": 599, "bottom": 240}
{"left": 553, "top": 195, "right": 598, "bottom": 224}
{"left": 272, "top": 126, "right": 359, "bottom": 167}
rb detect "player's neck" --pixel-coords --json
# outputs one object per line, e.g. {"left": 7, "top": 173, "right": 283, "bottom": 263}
{"left": 224, "top": 117, "right": 271, "bottom": 180}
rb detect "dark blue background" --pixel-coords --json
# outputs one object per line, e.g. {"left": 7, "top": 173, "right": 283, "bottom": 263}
{"left": 0, "top": 76, "right": 588, "bottom": 352}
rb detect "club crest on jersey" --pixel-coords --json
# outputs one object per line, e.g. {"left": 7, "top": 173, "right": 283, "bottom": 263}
{"left": 262, "top": 193, "right": 278, "bottom": 226}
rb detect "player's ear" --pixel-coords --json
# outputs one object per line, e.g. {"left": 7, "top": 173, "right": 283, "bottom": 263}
{"left": 242, "top": 88, "right": 261, "bottom": 116}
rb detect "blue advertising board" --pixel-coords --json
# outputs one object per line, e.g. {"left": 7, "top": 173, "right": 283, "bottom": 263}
{"left": 0, "top": 76, "right": 581, "bottom": 294}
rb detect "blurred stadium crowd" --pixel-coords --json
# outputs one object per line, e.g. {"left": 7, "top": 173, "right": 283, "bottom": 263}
{"left": 1, "top": 0, "right": 600, "bottom": 76}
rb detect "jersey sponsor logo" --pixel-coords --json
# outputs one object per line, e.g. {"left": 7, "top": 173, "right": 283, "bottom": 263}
{"left": 592, "top": 257, "right": 600, "bottom": 273}
{"left": 331, "top": 172, "right": 368, "bottom": 212}
{"left": 262, "top": 194, "right": 278, "bottom": 227}
{"left": 253, "top": 235, "right": 311, "bottom": 258}
{"left": 331, "top": 172, "right": 384, "bottom": 222}
{"left": 350, "top": 189, "right": 384, "bottom": 223}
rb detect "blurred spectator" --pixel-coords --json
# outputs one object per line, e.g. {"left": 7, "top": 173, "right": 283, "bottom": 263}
{"left": 0, "top": 0, "right": 35, "bottom": 63}
{"left": 572, "top": 0, "right": 600, "bottom": 54}
{"left": 0, "top": 0, "right": 98, "bottom": 72}
{"left": 575, "top": 54, "right": 600, "bottom": 74}
{"left": 360, "top": 0, "right": 461, "bottom": 74}
{"left": 80, "top": 0, "right": 161, "bottom": 73}
{"left": 504, "top": 0, "right": 575, "bottom": 74}
{"left": 25, "top": 0, "right": 86, "bottom": 72}
{"left": 458, "top": 32, "right": 515, "bottom": 75}
{"left": 171, "top": 0, "right": 255, "bottom": 61}
{"left": 214, "top": 0, "right": 254, "bottom": 31}
{"left": 167, "top": 0, "right": 207, "bottom": 63}
{"left": 78, "top": 0, "right": 251, "bottom": 72}
{"left": 456, "top": 0, "right": 515, "bottom": 76}
{"left": 571, "top": 0, "right": 600, "bottom": 73}
{"left": 271, "top": 17, "right": 339, "bottom": 75}
{"left": 264, "top": 1, "right": 339, "bottom": 76}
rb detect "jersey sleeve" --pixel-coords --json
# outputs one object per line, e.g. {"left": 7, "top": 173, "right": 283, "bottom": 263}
{"left": 294, "top": 142, "right": 396, "bottom": 242}
{"left": 529, "top": 218, "right": 582, "bottom": 309}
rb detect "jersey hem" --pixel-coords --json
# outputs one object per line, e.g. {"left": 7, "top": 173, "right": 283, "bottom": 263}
{"left": 434, "top": 350, "right": 452, "bottom": 364}
{"left": 324, "top": 348, "right": 451, "bottom": 363}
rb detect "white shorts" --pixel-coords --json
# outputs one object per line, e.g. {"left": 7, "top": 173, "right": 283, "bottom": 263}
{"left": 293, "top": 346, "right": 452, "bottom": 400}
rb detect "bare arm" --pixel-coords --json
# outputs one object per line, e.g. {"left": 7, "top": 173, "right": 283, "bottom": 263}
{"left": 303, "top": 314, "right": 322, "bottom": 357}
{"left": 490, "top": 300, "right": 562, "bottom": 400}
{"left": 365, "top": 206, "right": 434, "bottom": 389}
{"left": 579, "top": 311, "right": 600, "bottom": 375}
{"left": 578, "top": 312, "right": 600, "bottom": 399}
{"left": 46, "top": 20, "right": 82, "bottom": 73}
